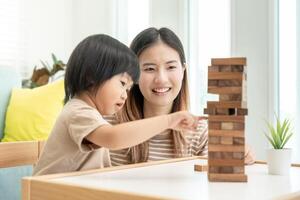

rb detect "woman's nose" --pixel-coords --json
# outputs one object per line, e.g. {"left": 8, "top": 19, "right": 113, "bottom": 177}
{"left": 154, "top": 70, "right": 168, "bottom": 83}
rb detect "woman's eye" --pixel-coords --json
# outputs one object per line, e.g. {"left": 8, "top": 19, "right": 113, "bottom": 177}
{"left": 168, "top": 66, "right": 177, "bottom": 70}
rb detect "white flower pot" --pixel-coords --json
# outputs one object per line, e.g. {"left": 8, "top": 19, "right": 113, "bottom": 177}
{"left": 266, "top": 148, "right": 292, "bottom": 175}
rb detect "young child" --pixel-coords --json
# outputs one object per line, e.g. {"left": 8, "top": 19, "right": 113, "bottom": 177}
{"left": 33, "top": 34, "right": 200, "bottom": 176}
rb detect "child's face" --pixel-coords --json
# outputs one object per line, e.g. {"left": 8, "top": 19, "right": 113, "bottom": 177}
{"left": 138, "top": 42, "right": 185, "bottom": 109}
{"left": 95, "top": 73, "right": 133, "bottom": 115}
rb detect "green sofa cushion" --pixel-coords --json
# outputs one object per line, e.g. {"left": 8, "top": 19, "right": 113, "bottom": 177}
{"left": 0, "top": 67, "right": 21, "bottom": 139}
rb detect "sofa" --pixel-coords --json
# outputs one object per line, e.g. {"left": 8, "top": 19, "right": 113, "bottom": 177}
{"left": 0, "top": 67, "right": 33, "bottom": 200}
{"left": 0, "top": 66, "right": 64, "bottom": 200}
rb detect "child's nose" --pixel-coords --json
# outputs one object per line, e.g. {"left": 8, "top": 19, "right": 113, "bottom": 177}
{"left": 121, "top": 90, "right": 127, "bottom": 100}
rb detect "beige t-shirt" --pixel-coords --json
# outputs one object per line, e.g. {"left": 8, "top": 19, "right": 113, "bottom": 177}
{"left": 33, "top": 99, "right": 111, "bottom": 176}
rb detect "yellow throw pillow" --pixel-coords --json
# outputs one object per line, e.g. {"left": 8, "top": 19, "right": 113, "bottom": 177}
{"left": 1, "top": 80, "right": 64, "bottom": 142}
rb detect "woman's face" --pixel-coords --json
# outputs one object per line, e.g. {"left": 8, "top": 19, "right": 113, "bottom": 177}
{"left": 138, "top": 41, "right": 185, "bottom": 108}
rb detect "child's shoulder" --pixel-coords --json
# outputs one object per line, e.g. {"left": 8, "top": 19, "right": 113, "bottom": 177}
{"left": 61, "top": 98, "right": 101, "bottom": 120}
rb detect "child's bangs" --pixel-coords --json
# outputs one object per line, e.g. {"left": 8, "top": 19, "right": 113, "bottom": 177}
{"left": 112, "top": 49, "right": 140, "bottom": 84}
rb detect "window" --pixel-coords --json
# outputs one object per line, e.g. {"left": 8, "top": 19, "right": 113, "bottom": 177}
{"left": 0, "top": 0, "right": 26, "bottom": 76}
{"left": 278, "top": 0, "right": 299, "bottom": 162}
{"left": 187, "top": 0, "right": 231, "bottom": 115}
{"left": 127, "top": 0, "right": 149, "bottom": 45}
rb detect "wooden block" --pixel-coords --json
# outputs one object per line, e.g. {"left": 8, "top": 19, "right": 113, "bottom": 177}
{"left": 209, "top": 152, "right": 221, "bottom": 159}
{"left": 218, "top": 80, "right": 242, "bottom": 87}
{"left": 209, "top": 122, "right": 221, "bottom": 130}
{"left": 216, "top": 108, "right": 233, "bottom": 115}
{"left": 207, "top": 101, "right": 246, "bottom": 109}
{"left": 209, "top": 166, "right": 220, "bottom": 173}
{"left": 208, "top": 173, "right": 248, "bottom": 182}
{"left": 233, "top": 137, "right": 245, "bottom": 145}
{"left": 205, "top": 108, "right": 236, "bottom": 115}
{"left": 221, "top": 136, "right": 233, "bottom": 145}
{"left": 208, "top": 86, "right": 242, "bottom": 94}
{"left": 218, "top": 65, "right": 232, "bottom": 72}
{"left": 237, "top": 108, "right": 248, "bottom": 115}
{"left": 221, "top": 152, "right": 233, "bottom": 159}
{"left": 220, "top": 122, "right": 245, "bottom": 130}
{"left": 219, "top": 94, "right": 242, "bottom": 101}
{"left": 208, "top": 65, "right": 220, "bottom": 72}
{"left": 208, "top": 72, "right": 243, "bottom": 80}
{"left": 208, "top": 144, "right": 245, "bottom": 152}
{"left": 209, "top": 136, "right": 220, "bottom": 144}
{"left": 233, "top": 123, "right": 245, "bottom": 130}
{"left": 221, "top": 122, "right": 234, "bottom": 130}
{"left": 231, "top": 65, "right": 245, "bottom": 72}
{"left": 220, "top": 166, "right": 234, "bottom": 173}
{"left": 233, "top": 152, "right": 244, "bottom": 159}
{"left": 233, "top": 166, "right": 245, "bottom": 173}
{"left": 208, "top": 80, "right": 218, "bottom": 87}
{"left": 209, "top": 130, "right": 245, "bottom": 138}
{"left": 209, "top": 158, "right": 244, "bottom": 167}
{"left": 204, "top": 108, "right": 216, "bottom": 115}
{"left": 209, "top": 115, "right": 245, "bottom": 123}
{"left": 194, "top": 164, "right": 208, "bottom": 172}
{"left": 211, "top": 57, "right": 247, "bottom": 66}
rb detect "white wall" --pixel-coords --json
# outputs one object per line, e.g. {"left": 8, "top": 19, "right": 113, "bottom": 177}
{"left": 23, "top": 0, "right": 115, "bottom": 77}
{"left": 24, "top": 0, "right": 73, "bottom": 77}
{"left": 231, "top": 0, "right": 270, "bottom": 160}
{"left": 72, "top": 0, "right": 115, "bottom": 45}
{"left": 149, "top": 0, "right": 183, "bottom": 40}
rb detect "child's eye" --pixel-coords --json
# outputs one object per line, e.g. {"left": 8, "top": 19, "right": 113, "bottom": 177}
{"left": 120, "top": 81, "right": 126, "bottom": 86}
{"left": 144, "top": 67, "right": 154, "bottom": 72}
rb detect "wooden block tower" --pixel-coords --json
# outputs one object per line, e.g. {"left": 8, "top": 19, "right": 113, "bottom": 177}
{"left": 205, "top": 57, "right": 248, "bottom": 182}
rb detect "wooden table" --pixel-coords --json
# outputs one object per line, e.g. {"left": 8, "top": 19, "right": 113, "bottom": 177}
{"left": 22, "top": 157, "right": 300, "bottom": 200}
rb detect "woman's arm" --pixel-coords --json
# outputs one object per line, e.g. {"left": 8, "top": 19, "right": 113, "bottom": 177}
{"left": 244, "top": 145, "right": 255, "bottom": 165}
{"left": 87, "top": 111, "right": 199, "bottom": 150}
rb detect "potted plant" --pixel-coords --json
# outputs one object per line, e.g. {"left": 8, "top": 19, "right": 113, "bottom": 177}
{"left": 22, "top": 53, "right": 66, "bottom": 88}
{"left": 264, "top": 115, "right": 293, "bottom": 175}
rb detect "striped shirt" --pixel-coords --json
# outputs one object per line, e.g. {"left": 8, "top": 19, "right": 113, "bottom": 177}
{"left": 107, "top": 117, "right": 208, "bottom": 166}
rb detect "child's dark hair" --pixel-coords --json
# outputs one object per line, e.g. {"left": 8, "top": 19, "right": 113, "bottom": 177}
{"left": 64, "top": 34, "right": 139, "bottom": 103}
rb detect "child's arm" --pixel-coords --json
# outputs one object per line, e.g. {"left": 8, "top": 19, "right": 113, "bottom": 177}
{"left": 86, "top": 111, "right": 199, "bottom": 150}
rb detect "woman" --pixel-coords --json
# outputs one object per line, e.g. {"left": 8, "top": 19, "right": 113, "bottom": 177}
{"left": 110, "top": 27, "right": 254, "bottom": 165}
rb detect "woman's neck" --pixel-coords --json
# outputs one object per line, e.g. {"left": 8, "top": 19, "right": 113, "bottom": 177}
{"left": 143, "top": 100, "right": 173, "bottom": 118}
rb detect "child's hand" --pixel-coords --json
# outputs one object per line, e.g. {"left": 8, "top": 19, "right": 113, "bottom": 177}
{"left": 168, "top": 111, "right": 207, "bottom": 132}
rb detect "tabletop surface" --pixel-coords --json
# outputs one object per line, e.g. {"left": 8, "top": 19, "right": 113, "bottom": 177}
{"left": 49, "top": 159, "right": 300, "bottom": 200}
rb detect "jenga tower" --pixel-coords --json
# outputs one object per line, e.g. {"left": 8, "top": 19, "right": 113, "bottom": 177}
{"left": 205, "top": 57, "right": 248, "bottom": 182}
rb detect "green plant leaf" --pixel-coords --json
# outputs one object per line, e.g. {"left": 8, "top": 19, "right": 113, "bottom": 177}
{"left": 52, "top": 53, "right": 58, "bottom": 64}
{"left": 264, "top": 132, "right": 277, "bottom": 148}
{"left": 281, "top": 132, "right": 293, "bottom": 149}
{"left": 281, "top": 119, "right": 291, "bottom": 142}
{"left": 263, "top": 115, "right": 293, "bottom": 149}
{"left": 266, "top": 121, "right": 280, "bottom": 149}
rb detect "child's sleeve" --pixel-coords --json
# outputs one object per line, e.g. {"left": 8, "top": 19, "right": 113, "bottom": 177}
{"left": 68, "top": 107, "right": 109, "bottom": 152}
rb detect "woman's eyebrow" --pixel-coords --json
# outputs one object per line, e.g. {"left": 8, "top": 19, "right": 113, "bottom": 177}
{"left": 142, "top": 62, "right": 157, "bottom": 67}
{"left": 165, "top": 60, "right": 178, "bottom": 64}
